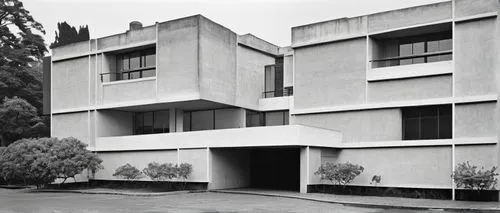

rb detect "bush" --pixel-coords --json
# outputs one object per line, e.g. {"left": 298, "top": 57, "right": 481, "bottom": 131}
{"left": 142, "top": 162, "right": 177, "bottom": 181}
{"left": 452, "top": 161, "right": 498, "bottom": 190}
{"left": 113, "top": 164, "right": 143, "bottom": 180}
{"left": 0, "top": 137, "right": 102, "bottom": 188}
{"left": 314, "top": 162, "right": 364, "bottom": 186}
{"left": 177, "top": 163, "right": 192, "bottom": 181}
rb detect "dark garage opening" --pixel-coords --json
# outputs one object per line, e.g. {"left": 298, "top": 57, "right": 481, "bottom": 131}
{"left": 250, "top": 147, "right": 300, "bottom": 191}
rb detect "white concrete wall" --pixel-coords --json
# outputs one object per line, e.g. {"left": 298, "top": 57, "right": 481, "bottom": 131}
{"left": 209, "top": 148, "right": 251, "bottom": 189}
{"left": 97, "top": 110, "right": 133, "bottom": 137}
{"left": 52, "top": 111, "right": 90, "bottom": 145}
{"left": 179, "top": 148, "right": 209, "bottom": 182}
{"left": 52, "top": 57, "right": 90, "bottom": 112}
{"left": 311, "top": 146, "right": 453, "bottom": 189}
{"left": 95, "top": 150, "right": 178, "bottom": 180}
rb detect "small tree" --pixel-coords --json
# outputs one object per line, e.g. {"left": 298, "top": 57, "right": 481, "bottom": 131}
{"left": 113, "top": 164, "right": 143, "bottom": 180}
{"left": 49, "top": 137, "right": 103, "bottom": 184}
{"left": 452, "top": 161, "right": 498, "bottom": 190}
{"left": 177, "top": 163, "right": 192, "bottom": 181}
{"left": 142, "top": 162, "right": 177, "bottom": 181}
{"left": 315, "top": 162, "right": 364, "bottom": 186}
{"left": 0, "top": 138, "right": 58, "bottom": 188}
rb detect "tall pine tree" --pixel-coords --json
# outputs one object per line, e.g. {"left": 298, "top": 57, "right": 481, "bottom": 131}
{"left": 50, "top": 22, "right": 89, "bottom": 48}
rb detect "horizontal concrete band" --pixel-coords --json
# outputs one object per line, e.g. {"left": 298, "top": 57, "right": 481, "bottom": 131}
{"left": 292, "top": 94, "right": 498, "bottom": 115}
{"left": 89, "top": 124, "right": 496, "bottom": 152}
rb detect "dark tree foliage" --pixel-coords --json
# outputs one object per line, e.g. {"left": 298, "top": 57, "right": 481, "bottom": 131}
{"left": 50, "top": 22, "right": 89, "bottom": 48}
{"left": 0, "top": 96, "right": 45, "bottom": 146}
{"left": 0, "top": 0, "right": 49, "bottom": 146}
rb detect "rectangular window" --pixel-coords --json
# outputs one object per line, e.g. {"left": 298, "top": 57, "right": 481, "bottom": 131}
{"left": 245, "top": 110, "right": 289, "bottom": 127}
{"left": 263, "top": 57, "right": 285, "bottom": 98}
{"left": 373, "top": 30, "right": 452, "bottom": 68}
{"left": 402, "top": 105, "right": 452, "bottom": 140}
{"left": 133, "top": 110, "right": 169, "bottom": 135}
{"left": 105, "top": 47, "right": 156, "bottom": 82}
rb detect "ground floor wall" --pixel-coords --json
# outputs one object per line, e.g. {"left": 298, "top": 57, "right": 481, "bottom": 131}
{"left": 94, "top": 148, "right": 209, "bottom": 182}
{"left": 307, "top": 144, "right": 497, "bottom": 189}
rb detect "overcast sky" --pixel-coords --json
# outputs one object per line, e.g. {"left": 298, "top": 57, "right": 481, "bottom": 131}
{"left": 24, "top": 0, "right": 447, "bottom": 48}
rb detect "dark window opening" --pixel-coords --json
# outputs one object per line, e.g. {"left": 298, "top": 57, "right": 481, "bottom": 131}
{"left": 264, "top": 57, "right": 292, "bottom": 98}
{"left": 134, "top": 110, "right": 169, "bottom": 135}
{"left": 245, "top": 110, "right": 289, "bottom": 127}
{"left": 372, "top": 31, "right": 452, "bottom": 68}
{"left": 402, "top": 105, "right": 451, "bottom": 140}
{"left": 101, "top": 47, "right": 156, "bottom": 82}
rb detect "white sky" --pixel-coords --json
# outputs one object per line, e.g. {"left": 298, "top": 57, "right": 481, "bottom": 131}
{"left": 24, "top": 0, "right": 447, "bottom": 47}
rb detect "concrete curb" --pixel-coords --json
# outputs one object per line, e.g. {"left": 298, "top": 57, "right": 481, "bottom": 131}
{"left": 31, "top": 189, "right": 207, "bottom": 197}
{"left": 210, "top": 190, "right": 500, "bottom": 212}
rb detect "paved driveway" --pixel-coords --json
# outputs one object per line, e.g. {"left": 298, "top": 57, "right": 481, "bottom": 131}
{"left": 0, "top": 189, "right": 463, "bottom": 213}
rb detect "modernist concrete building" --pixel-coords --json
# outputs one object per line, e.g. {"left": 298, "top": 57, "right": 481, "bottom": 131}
{"left": 45, "top": 0, "right": 500, "bottom": 199}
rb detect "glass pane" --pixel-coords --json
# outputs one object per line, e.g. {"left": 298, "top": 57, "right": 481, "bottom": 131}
{"left": 427, "top": 56, "right": 440, "bottom": 63}
{"left": 246, "top": 110, "right": 262, "bottom": 127}
{"left": 400, "top": 59, "right": 412, "bottom": 65}
{"left": 413, "top": 42, "right": 425, "bottom": 54}
{"left": 191, "top": 110, "right": 214, "bottom": 131}
{"left": 134, "top": 113, "right": 144, "bottom": 135}
{"left": 421, "top": 117, "right": 438, "bottom": 139}
{"left": 438, "top": 105, "right": 452, "bottom": 139}
{"left": 265, "top": 65, "right": 275, "bottom": 93}
{"left": 403, "top": 107, "right": 420, "bottom": 118}
{"left": 403, "top": 118, "right": 419, "bottom": 140}
{"left": 439, "top": 39, "right": 452, "bottom": 51}
{"left": 129, "top": 71, "right": 141, "bottom": 79}
{"left": 399, "top": 43, "right": 412, "bottom": 56}
{"left": 142, "top": 69, "right": 156, "bottom": 78}
{"left": 265, "top": 111, "right": 284, "bottom": 126}
{"left": 427, "top": 40, "right": 439, "bottom": 53}
{"left": 154, "top": 110, "right": 169, "bottom": 133}
{"left": 122, "top": 55, "right": 129, "bottom": 71}
{"left": 284, "top": 111, "right": 289, "bottom": 125}
{"left": 122, "top": 72, "right": 130, "bottom": 80}
{"left": 440, "top": 54, "right": 452, "bottom": 61}
{"left": 143, "top": 112, "right": 154, "bottom": 134}
{"left": 145, "top": 52, "right": 156, "bottom": 67}
{"left": 129, "top": 52, "right": 140, "bottom": 70}
{"left": 183, "top": 112, "right": 191, "bottom": 132}
{"left": 412, "top": 57, "right": 425, "bottom": 64}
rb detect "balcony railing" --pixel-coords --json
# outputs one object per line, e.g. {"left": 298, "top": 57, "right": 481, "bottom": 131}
{"left": 100, "top": 67, "right": 156, "bottom": 83}
{"left": 371, "top": 50, "right": 452, "bottom": 68}
{"left": 263, "top": 87, "right": 293, "bottom": 98}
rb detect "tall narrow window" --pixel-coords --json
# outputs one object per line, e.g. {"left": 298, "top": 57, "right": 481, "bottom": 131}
{"left": 402, "top": 105, "right": 452, "bottom": 140}
{"left": 264, "top": 65, "right": 276, "bottom": 98}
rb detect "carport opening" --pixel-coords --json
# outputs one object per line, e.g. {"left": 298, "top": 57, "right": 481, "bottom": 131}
{"left": 249, "top": 147, "right": 300, "bottom": 191}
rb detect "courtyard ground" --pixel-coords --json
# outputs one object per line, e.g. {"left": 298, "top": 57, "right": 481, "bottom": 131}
{"left": 0, "top": 188, "right": 487, "bottom": 213}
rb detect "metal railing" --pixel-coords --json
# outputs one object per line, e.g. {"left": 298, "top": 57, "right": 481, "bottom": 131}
{"left": 371, "top": 50, "right": 452, "bottom": 68}
{"left": 100, "top": 67, "right": 156, "bottom": 83}
{"left": 263, "top": 87, "right": 293, "bottom": 98}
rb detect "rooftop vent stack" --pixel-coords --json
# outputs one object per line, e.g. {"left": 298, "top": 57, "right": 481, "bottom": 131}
{"left": 129, "top": 21, "right": 143, "bottom": 31}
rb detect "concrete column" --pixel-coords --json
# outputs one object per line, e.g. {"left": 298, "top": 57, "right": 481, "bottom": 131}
{"left": 299, "top": 146, "right": 309, "bottom": 193}
{"left": 176, "top": 109, "right": 184, "bottom": 132}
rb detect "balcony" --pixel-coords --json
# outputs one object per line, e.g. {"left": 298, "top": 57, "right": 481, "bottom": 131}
{"left": 263, "top": 87, "right": 293, "bottom": 98}
{"left": 100, "top": 67, "right": 156, "bottom": 83}
{"left": 94, "top": 125, "right": 342, "bottom": 151}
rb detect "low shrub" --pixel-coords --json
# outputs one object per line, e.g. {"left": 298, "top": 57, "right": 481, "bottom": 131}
{"left": 314, "top": 162, "right": 364, "bottom": 186}
{"left": 142, "top": 162, "right": 177, "bottom": 181}
{"left": 452, "top": 161, "right": 498, "bottom": 190}
{"left": 113, "top": 164, "right": 143, "bottom": 180}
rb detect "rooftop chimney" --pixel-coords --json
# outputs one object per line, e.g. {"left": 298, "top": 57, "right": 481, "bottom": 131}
{"left": 129, "top": 21, "right": 143, "bottom": 31}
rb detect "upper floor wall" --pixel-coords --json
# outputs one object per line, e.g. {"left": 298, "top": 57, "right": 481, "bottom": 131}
{"left": 50, "top": 15, "right": 283, "bottom": 114}
{"left": 291, "top": 0, "right": 499, "bottom": 113}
